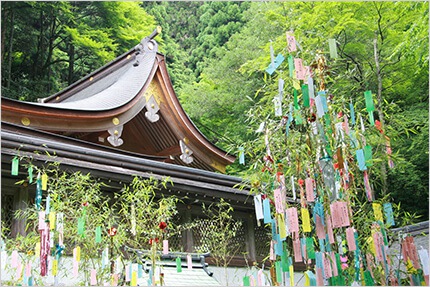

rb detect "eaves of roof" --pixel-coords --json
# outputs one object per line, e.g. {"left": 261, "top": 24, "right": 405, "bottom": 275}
{"left": 1, "top": 123, "right": 252, "bottom": 210}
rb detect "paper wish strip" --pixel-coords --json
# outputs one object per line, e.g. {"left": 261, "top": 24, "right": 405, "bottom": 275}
{"left": 254, "top": 195, "right": 264, "bottom": 221}
{"left": 286, "top": 31, "right": 297, "bottom": 52}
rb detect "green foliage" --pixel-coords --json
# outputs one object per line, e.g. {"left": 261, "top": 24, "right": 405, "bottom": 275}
{"left": 113, "top": 176, "right": 180, "bottom": 252}
{"left": 1, "top": 1, "right": 156, "bottom": 101}
{"left": 198, "top": 198, "right": 243, "bottom": 273}
{"left": 177, "top": 2, "right": 428, "bottom": 220}
{"left": 4, "top": 155, "right": 185, "bottom": 285}
{"left": 11, "top": 160, "right": 112, "bottom": 285}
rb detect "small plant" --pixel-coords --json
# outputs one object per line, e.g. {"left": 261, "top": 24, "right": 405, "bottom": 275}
{"left": 198, "top": 198, "right": 243, "bottom": 286}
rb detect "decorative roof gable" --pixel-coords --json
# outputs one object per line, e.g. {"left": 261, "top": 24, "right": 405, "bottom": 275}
{"left": 1, "top": 28, "right": 235, "bottom": 173}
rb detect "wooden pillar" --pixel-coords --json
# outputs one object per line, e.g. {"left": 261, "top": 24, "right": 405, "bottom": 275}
{"left": 246, "top": 213, "right": 256, "bottom": 262}
{"left": 11, "top": 184, "right": 28, "bottom": 237}
{"left": 181, "top": 205, "right": 194, "bottom": 252}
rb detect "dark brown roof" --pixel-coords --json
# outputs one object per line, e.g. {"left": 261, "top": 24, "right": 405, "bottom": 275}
{"left": 1, "top": 35, "right": 235, "bottom": 173}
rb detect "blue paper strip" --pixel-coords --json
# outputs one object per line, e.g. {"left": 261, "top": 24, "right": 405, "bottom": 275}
{"left": 319, "top": 238, "right": 325, "bottom": 253}
{"left": 138, "top": 264, "right": 143, "bottom": 278}
{"left": 383, "top": 203, "right": 395, "bottom": 227}
{"left": 263, "top": 198, "right": 272, "bottom": 224}
{"left": 275, "top": 234, "right": 284, "bottom": 256}
{"left": 238, "top": 147, "right": 245, "bottom": 165}
{"left": 305, "top": 270, "right": 317, "bottom": 286}
{"left": 315, "top": 252, "right": 323, "bottom": 269}
{"left": 325, "top": 234, "right": 331, "bottom": 252}
{"left": 350, "top": 101, "right": 356, "bottom": 126}
{"left": 271, "top": 218, "right": 277, "bottom": 240}
{"left": 356, "top": 149, "right": 367, "bottom": 171}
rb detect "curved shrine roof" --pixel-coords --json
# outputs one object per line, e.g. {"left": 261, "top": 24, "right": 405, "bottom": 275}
{"left": 1, "top": 32, "right": 236, "bottom": 173}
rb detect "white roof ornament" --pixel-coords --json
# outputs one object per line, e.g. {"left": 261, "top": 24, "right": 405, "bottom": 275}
{"left": 179, "top": 139, "right": 193, "bottom": 164}
{"left": 145, "top": 95, "right": 160, "bottom": 123}
{"left": 107, "top": 125, "right": 124, "bottom": 147}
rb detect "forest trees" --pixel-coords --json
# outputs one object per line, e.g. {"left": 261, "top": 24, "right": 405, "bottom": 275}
{"left": 1, "top": 1, "right": 428, "bottom": 220}
{"left": 1, "top": 1, "right": 156, "bottom": 101}
{"left": 177, "top": 2, "right": 429, "bottom": 221}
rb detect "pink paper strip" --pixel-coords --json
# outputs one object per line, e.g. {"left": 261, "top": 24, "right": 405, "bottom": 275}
{"left": 90, "top": 269, "right": 97, "bottom": 285}
{"left": 338, "top": 201, "right": 350, "bottom": 227}
{"left": 293, "top": 238, "right": 302, "bottom": 262}
{"left": 305, "top": 178, "right": 314, "bottom": 202}
{"left": 363, "top": 171, "right": 373, "bottom": 201}
{"left": 38, "top": 211, "right": 46, "bottom": 231}
{"left": 273, "top": 187, "right": 285, "bottom": 214}
{"left": 286, "top": 32, "right": 297, "bottom": 52}
{"left": 316, "top": 215, "right": 325, "bottom": 239}
{"left": 316, "top": 267, "right": 324, "bottom": 286}
{"left": 16, "top": 260, "right": 23, "bottom": 280}
{"left": 270, "top": 240, "right": 276, "bottom": 260}
{"left": 163, "top": 240, "right": 169, "bottom": 255}
{"left": 11, "top": 250, "right": 19, "bottom": 268}
{"left": 323, "top": 252, "right": 333, "bottom": 278}
{"left": 257, "top": 269, "right": 264, "bottom": 286}
{"left": 73, "top": 260, "right": 79, "bottom": 277}
{"left": 294, "top": 58, "right": 306, "bottom": 80}
{"left": 25, "top": 262, "right": 31, "bottom": 277}
{"left": 187, "top": 254, "right": 192, "bottom": 269}
{"left": 326, "top": 213, "right": 335, "bottom": 244}
{"left": 111, "top": 274, "right": 119, "bottom": 286}
{"left": 286, "top": 207, "right": 299, "bottom": 233}
{"left": 125, "top": 265, "right": 130, "bottom": 282}
{"left": 331, "top": 252, "right": 338, "bottom": 277}
{"left": 346, "top": 227, "right": 356, "bottom": 251}
{"left": 374, "top": 231, "right": 384, "bottom": 263}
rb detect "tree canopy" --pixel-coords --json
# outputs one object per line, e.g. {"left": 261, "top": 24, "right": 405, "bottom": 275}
{"left": 1, "top": 1, "right": 428, "bottom": 220}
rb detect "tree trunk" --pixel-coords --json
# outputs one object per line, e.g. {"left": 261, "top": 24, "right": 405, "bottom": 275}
{"left": 373, "top": 36, "right": 388, "bottom": 197}
{"left": 6, "top": 9, "right": 15, "bottom": 89}
{"left": 68, "top": 42, "right": 75, "bottom": 85}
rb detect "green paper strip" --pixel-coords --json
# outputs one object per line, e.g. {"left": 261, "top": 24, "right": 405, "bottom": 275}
{"left": 176, "top": 257, "right": 182, "bottom": 273}
{"left": 328, "top": 38, "right": 338, "bottom": 59}
{"left": 275, "top": 261, "right": 283, "bottom": 283}
{"left": 335, "top": 253, "right": 342, "bottom": 275}
{"left": 368, "top": 111, "right": 375, "bottom": 126}
{"left": 281, "top": 248, "right": 289, "bottom": 272}
{"left": 364, "top": 145, "right": 373, "bottom": 166}
{"left": 11, "top": 157, "right": 19, "bottom": 176}
{"left": 364, "top": 90, "right": 374, "bottom": 112}
{"left": 243, "top": 276, "right": 250, "bottom": 286}
{"left": 288, "top": 55, "right": 294, "bottom": 77}
{"left": 306, "top": 237, "right": 315, "bottom": 259}
{"left": 302, "top": 84, "right": 310, "bottom": 107}
{"left": 95, "top": 226, "right": 102, "bottom": 243}
{"left": 294, "top": 107, "right": 303, "bottom": 125}
{"left": 28, "top": 166, "right": 33, "bottom": 184}
{"left": 77, "top": 217, "right": 85, "bottom": 237}
{"left": 364, "top": 270, "right": 374, "bottom": 286}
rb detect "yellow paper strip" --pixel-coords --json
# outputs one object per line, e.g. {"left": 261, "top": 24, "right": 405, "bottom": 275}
{"left": 289, "top": 265, "right": 294, "bottom": 286}
{"left": 49, "top": 211, "right": 56, "bottom": 230}
{"left": 131, "top": 271, "right": 137, "bottom": 286}
{"left": 76, "top": 246, "right": 81, "bottom": 262}
{"left": 301, "top": 208, "right": 312, "bottom": 233}
{"left": 41, "top": 174, "right": 48, "bottom": 190}
{"left": 277, "top": 213, "right": 287, "bottom": 239}
{"left": 35, "top": 242, "right": 40, "bottom": 256}
{"left": 52, "top": 259, "right": 58, "bottom": 276}
{"left": 372, "top": 203, "right": 383, "bottom": 222}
